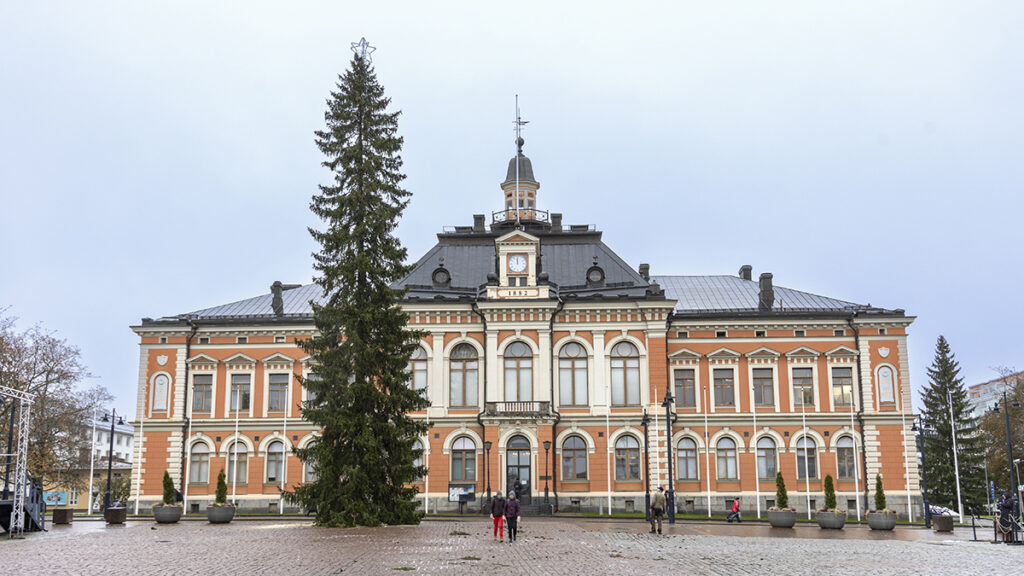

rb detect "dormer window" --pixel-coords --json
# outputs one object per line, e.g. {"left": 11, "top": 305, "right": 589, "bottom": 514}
{"left": 431, "top": 267, "right": 451, "bottom": 287}
{"left": 586, "top": 266, "right": 605, "bottom": 286}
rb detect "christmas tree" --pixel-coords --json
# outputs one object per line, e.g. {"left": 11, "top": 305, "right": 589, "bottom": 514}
{"left": 289, "top": 40, "right": 428, "bottom": 527}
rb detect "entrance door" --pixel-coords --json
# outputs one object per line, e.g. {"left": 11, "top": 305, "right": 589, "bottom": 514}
{"left": 505, "top": 435, "right": 532, "bottom": 505}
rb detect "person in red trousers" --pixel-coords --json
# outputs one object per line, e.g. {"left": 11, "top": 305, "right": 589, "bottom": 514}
{"left": 490, "top": 490, "right": 507, "bottom": 541}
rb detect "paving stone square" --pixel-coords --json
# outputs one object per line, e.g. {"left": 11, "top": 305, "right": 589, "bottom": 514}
{"left": 2, "top": 517, "right": 1021, "bottom": 575}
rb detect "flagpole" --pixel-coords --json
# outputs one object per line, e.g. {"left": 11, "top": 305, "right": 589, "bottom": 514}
{"left": 135, "top": 408, "right": 144, "bottom": 515}
{"left": 947, "top": 389, "right": 964, "bottom": 524}
{"left": 88, "top": 408, "right": 97, "bottom": 514}
{"left": 801, "top": 396, "right": 810, "bottom": 520}
{"left": 703, "top": 382, "right": 711, "bottom": 518}
{"left": 849, "top": 380, "right": 860, "bottom": 521}
{"left": 751, "top": 372, "right": 760, "bottom": 519}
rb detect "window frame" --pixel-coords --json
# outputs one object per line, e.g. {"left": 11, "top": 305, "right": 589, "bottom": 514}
{"left": 677, "top": 437, "right": 698, "bottom": 480}
{"left": 713, "top": 368, "right": 735, "bottom": 408}
{"left": 558, "top": 342, "right": 589, "bottom": 407}
{"left": 561, "top": 435, "right": 588, "bottom": 480}
{"left": 716, "top": 437, "right": 738, "bottom": 480}
{"left": 614, "top": 435, "right": 641, "bottom": 481}
{"left": 449, "top": 344, "right": 479, "bottom": 408}
{"left": 267, "top": 373, "right": 290, "bottom": 413}
{"left": 229, "top": 373, "right": 252, "bottom": 414}
{"left": 836, "top": 436, "right": 856, "bottom": 480}
{"left": 408, "top": 346, "right": 428, "bottom": 392}
{"left": 192, "top": 373, "right": 213, "bottom": 414}
{"left": 756, "top": 437, "right": 777, "bottom": 479}
{"left": 226, "top": 441, "right": 248, "bottom": 485}
{"left": 830, "top": 366, "right": 854, "bottom": 409}
{"left": 451, "top": 436, "right": 476, "bottom": 481}
{"left": 674, "top": 368, "right": 696, "bottom": 407}
{"left": 752, "top": 367, "right": 774, "bottom": 407}
{"left": 796, "top": 437, "right": 818, "bottom": 479}
{"left": 189, "top": 443, "right": 210, "bottom": 484}
{"left": 266, "top": 440, "right": 286, "bottom": 484}
{"left": 791, "top": 367, "right": 815, "bottom": 409}
{"left": 503, "top": 341, "right": 533, "bottom": 402}
{"left": 609, "top": 341, "right": 641, "bottom": 407}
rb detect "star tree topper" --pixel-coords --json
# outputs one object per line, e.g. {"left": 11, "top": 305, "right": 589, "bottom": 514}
{"left": 351, "top": 37, "right": 376, "bottom": 62}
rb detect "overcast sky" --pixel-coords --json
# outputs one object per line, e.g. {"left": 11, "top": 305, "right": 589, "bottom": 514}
{"left": 2, "top": 1, "right": 1021, "bottom": 418}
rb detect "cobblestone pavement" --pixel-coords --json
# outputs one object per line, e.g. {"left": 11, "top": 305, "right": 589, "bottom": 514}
{"left": 3, "top": 518, "right": 1022, "bottom": 575}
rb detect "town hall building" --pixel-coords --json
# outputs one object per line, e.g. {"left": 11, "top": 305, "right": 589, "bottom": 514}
{"left": 130, "top": 138, "right": 921, "bottom": 518}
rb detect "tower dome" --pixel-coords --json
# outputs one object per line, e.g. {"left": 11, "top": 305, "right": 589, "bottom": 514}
{"left": 500, "top": 137, "right": 541, "bottom": 222}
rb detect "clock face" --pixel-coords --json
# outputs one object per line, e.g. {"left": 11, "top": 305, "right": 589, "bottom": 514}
{"left": 509, "top": 254, "right": 527, "bottom": 273}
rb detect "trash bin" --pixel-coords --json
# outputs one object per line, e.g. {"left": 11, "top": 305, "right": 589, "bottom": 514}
{"left": 104, "top": 506, "right": 127, "bottom": 524}
{"left": 52, "top": 508, "right": 74, "bottom": 524}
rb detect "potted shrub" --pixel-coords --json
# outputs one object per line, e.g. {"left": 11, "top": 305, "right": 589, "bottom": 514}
{"left": 152, "top": 470, "right": 183, "bottom": 524}
{"left": 768, "top": 472, "right": 797, "bottom": 528}
{"left": 867, "top": 473, "right": 897, "bottom": 530}
{"left": 206, "top": 469, "right": 236, "bottom": 524}
{"left": 816, "top": 475, "right": 846, "bottom": 529}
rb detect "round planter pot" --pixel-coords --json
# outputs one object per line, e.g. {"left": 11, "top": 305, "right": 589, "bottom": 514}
{"left": 933, "top": 515, "right": 954, "bottom": 532}
{"left": 768, "top": 509, "right": 797, "bottom": 528}
{"left": 207, "top": 505, "right": 236, "bottom": 524}
{"left": 816, "top": 510, "right": 847, "bottom": 529}
{"left": 867, "top": 512, "right": 897, "bottom": 530}
{"left": 104, "top": 506, "right": 127, "bottom": 524}
{"left": 152, "top": 504, "right": 183, "bottom": 524}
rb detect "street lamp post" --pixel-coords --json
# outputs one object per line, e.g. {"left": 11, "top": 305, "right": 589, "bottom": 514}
{"left": 641, "top": 410, "right": 651, "bottom": 522}
{"left": 100, "top": 409, "right": 124, "bottom": 510}
{"left": 992, "top": 390, "right": 1021, "bottom": 522}
{"left": 912, "top": 415, "right": 932, "bottom": 529}
{"left": 543, "top": 441, "right": 551, "bottom": 504}
{"left": 483, "top": 441, "right": 492, "bottom": 509}
{"left": 662, "top": 389, "right": 676, "bottom": 524}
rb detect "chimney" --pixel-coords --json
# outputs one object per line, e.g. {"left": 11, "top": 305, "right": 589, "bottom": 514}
{"left": 472, "top": 214, "right": 485, "bottom": 233}
{"left": 551, "top": 213, "right": 562, "bottom": 232}
{"left": 638, "top": 263, "right": 650, "bottom": 281}
{"left": 739, "top": 265, "right": 752, "bottom": 281}
{"left": 758, "top": 273, "right": 774, "bottom": 312}
{"left": 271, "top": 281, "right": 284, "bottom": 316}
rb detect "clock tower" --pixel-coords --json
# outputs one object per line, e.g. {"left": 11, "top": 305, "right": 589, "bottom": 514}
{"left": 487, "top": 230, "right": 549, "bottom": 300}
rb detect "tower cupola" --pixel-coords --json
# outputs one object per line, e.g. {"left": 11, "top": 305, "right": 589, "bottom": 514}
{"left": 500, "top": 136, "right": 541, "bottom": 222}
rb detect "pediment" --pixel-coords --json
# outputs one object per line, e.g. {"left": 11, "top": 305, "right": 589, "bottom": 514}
{"left": 707, "top": 347, "right": 741, "bottom": 359}
{"left": 785, "top": 346, "right": 821, "bottom": 358}
{"left": 262, "top": 352, "right": 296, "bottom": 364}
{"left": 825, "top": 345, "right": 859, "bottom": 358}
{"left": 668, "top": 347, "right": 701, "bottom": 360}
{"left": 223, "top": 352, "right": 257, "bottom": 365}
{"left": 186, "top": 353, "right": 218, "bottom": 365}
{"left": 496, "top": 230, "right": 539, "bottom": 245}
{"left": 745, "top": 346, "right": 781, "bottom": 358}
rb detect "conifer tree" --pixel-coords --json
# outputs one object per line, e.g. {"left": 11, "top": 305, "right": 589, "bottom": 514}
{"left": 776, "top": 472, "right": 789, "bottom": 509}
{"left": 288, "top": 44, "right": 428, "bottom": 527}
{"left": 920, "top": 335, "right": 986, "bottom": 513}
{"left": 874, "top": 473, "right": 887, "bottom": 511}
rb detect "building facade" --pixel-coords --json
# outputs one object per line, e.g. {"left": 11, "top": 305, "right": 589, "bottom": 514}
{"left": 130, "top": 142, "right": 921, "bottom": 518}
{"left": 967, "top": 371, "right": 1023, "bottom": 419}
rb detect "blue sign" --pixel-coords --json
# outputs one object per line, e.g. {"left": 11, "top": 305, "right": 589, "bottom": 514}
{"left": 43, "top": 491, "right": 67, "bottom": 506}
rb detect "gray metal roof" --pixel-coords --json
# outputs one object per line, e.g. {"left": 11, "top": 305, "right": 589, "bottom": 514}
{"left": 503, "top": 154, "right": 537, "bottom": 185}
{"left": 175, "top": 283, "right": 325, "bottom": 320}
{"left": 653, "top": 275, "right": 884, "bottom": 315}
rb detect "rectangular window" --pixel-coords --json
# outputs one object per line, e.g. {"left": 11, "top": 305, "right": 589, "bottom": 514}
{"left": 831, "top": 367, "right": 854, "bottom": 408}
{"left": 716, "top": 331, "right": 727, "bottom": 338}
{"left": 237, "top": 337, "right": 247, "bottom": 344}
{"left": 878, "top": 328, "right": 886, "bottom": 335}
{"left": 834, "top": 329, "right": 845, "bottom": 337}
{"left": 198, "top": 337, "right": 210, "bottom": 344}
{"left": 268, "top": 374, "right": 289, "bottom": 411}
{"left": 752, "top": 368, "right": 774, "bottom": 406}
{"left": 159, "top": 337, "right": 167, "bottom": 344}
{"left": 274, "top": 336, "right": 286, "bottom": 343}
{"left": 713, "top": 368, "right": 735, "bottom": 406}
{"left": 794, "top": 330, "right": 805, "bottom": 337}
{"left": 792, "top": 367, "right": 814, "bottom": 407}
{"left": 674, "top": 369, "right": 696, "bottom": 407}
{"left": 192, "top": 374, "right": 212, "bottom": 412}
{"left": 755, "top": 330, "right": 766, "bottom": 338}
{"left": 304, "top": 373, "right": 320, "bottom": 405}
{"left": 677, "top": 331, "right": 688, "bottom": 338}
{"left": 837, "top": 446, "right": 856, "bottom": 479}
{"left": 230, "top": 374, "right": 251, "bottom": 412}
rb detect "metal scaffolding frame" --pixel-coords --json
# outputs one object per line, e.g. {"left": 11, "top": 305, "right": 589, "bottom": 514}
{"left": 1, "top": 385, "right": 34, "bottom": 538}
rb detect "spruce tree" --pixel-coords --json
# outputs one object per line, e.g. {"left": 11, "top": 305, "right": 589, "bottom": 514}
{"left": 776, "top": 472, "right": 789, "bottom": 509}
{"left": 874, "top": 473, "right": 886, "bottom": 511}
{"left": 288, "top": 44, "right": 428, "bottom": 527}
{"left": 920, "top": 335, "right": 986, "bottom": 513}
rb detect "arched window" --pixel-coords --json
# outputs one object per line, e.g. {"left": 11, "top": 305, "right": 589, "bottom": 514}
{"left": 836, "top": 436, "right": 856, "bottom": 479}
{"left": 303, "top": 459, "right": 317, "bottom": 483}
{"left": 503, "top": 342, "right": 533, "bottom": 402}
{"left": 558, "top": 342, "right": 588, "bottom": 406}
{"left": 412, "top": 439, "right": 424, "bottom": 470}
{"left": 610, "top": 342, "right": 640, "bottom": 406}
{"left": 877, "top": 366, "right": 896, "bottom": 404}
{"left": 449, "top": 344, "right": 479, "bottom": 408}
{"left": 451, "top": 437, "right": 476, "bottom": 481}
{"left": 266, "top": 440, "right": 286, "bottom": 483}
{"left": 797, "top": 437, "right": 817, "bottom": 479}
{"left": 614, "top": 435, "right": 640, "bottom": 480}
{"left": 189, "top": 443, "right": 209, "bottom": 484}
{"left": 562, "top": 436, "right": 588, "bottom": 480}
{"left": 677, "top": 438, "right": 698, "bottom": 480}
{"left": 716, "top": 438, "right": 737, "bottom": 480}
{"left": 409, "top": 347, "right": 427, "bottom": 392}
{"left": 226, "top": 441, "right": 248, "bottom": 484}
{"left": 756, "top": 437, "right": 777, "bottom": 479}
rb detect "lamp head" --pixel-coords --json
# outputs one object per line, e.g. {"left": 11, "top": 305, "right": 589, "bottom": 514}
{"left": 543, "top": 440, "right": 551, "bottom": 451}
{"left": 483, "top": 441, "right": 492, "bottom": 451}
{"left": 117, "top": 417, "right": 125, "bottom": 425}
{"left": 101, "top": 413, "right": 110, "bottom": 423}
{"left": 640, "top": 410, "right": 650, "bottom": 426}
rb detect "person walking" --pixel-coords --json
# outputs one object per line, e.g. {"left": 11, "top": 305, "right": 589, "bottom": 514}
{"left": 650, "top": 486, "right": 666, "bottom": 535}
{"left": 490, "top": 491, "right": 507, "bottom": 542}
{"left": 727, "top": 498, "right": 742, "bottom": 523}
{"left": 505, "top": 491, "right": 522, "bottom": 543}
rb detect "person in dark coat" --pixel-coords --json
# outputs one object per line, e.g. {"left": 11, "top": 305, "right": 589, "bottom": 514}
{"left": 504, "top": 491, "right": 521, "bottom": 543}
{"left": 997, "top": 490, "right": 1017, "bottom": 543}
{"left": 490, "top": 491, "right": 507, "bottom": 542}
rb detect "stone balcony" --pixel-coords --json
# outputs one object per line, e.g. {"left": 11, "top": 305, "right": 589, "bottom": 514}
{"left": 483, "top": 401, "right": 551, "bottom": 419}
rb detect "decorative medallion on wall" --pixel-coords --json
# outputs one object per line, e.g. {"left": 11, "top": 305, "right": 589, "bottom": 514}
{"left": 879, "top": 347, "right": 890, "bottom": 358}
{"left": 157, "top": 355, "right": 168, "bottom": 366}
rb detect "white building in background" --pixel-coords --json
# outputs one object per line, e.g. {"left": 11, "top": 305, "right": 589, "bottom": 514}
{"left": 967, "top": 371, "right": 1023, "bottom": 419}
{"left": 88, "top": 412, "right": 135, "bottom": 463}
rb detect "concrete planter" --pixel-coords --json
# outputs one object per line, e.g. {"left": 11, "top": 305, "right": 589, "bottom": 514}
{"left": 768, "top": 509, "right": 797, "bottom": 528}
{"left": 104, "top": 506, "right": 127, "bottom": 524}
{"left": 206, "top": 504, "right": 235, "bottom": 524}
{"left": 153, "top": 504, "right": 183, "bottom": 524}
{"left": 52, "top": 508, "right": 74, "bottom": 524}
{"left": 933, "top": 515, "right": 954, "bottom": 532}
{"left": 867, "top": 512, "right": 897, "bottom": 530}
{"left": 816, "top": 510, "right": 847, "bottom": 529}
